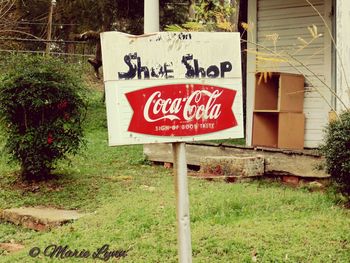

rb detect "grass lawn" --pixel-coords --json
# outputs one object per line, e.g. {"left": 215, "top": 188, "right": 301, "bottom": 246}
{"left": 0, "top": 90, "right": 349, "bottom": 262}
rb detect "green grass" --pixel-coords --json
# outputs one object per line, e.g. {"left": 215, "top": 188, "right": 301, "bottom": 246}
{"left": 0, "top": 90, "right": 349, "bottom": 262}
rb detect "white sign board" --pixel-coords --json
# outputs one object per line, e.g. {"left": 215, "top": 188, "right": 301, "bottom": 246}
{"left": 101, "top": 32, "right": 243, "bottom": 146}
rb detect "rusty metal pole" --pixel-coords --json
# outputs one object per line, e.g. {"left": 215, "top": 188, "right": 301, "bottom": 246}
{"left": 173, "top": 142, "right": 192, "bottom": 263}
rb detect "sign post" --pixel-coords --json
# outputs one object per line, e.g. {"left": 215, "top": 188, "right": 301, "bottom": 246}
{"left": 101, "top": 32, "right": 243, "bottom": 263}
{"left": 173, "top": 142, "right": 192, "bottom": 262}
{"left": 144, "top": 0, "right": 159, "bottom": 34}
{"left": 144, "top": 3, "right": 191, "bottom": 261}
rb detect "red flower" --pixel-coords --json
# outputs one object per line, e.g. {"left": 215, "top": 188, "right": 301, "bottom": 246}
{"left": 47, "top": 132, "right": 54, "bottom": 145}
{"left": 64, "top": 112, "right": 70, "bottom": 121}
{"left": 57, "top": 100, "right": 68, "bottom": 110}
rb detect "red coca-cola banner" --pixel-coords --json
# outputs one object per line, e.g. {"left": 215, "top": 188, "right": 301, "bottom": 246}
{"left": 125, "top": 84, "right": 237, "bottom": 136}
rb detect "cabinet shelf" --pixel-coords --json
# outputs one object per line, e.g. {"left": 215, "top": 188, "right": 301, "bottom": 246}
{"left": 253, "top": 110, "right": 279, "bottom": 113}
{"left": 252, "top": 72, "right": 305, "bottom": 150}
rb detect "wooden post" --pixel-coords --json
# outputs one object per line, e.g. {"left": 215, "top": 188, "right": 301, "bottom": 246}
{"left": 173, "top": 142, "right": 192, "bottom": 263}
{"left": 246, "top": 0, "right": 257, "bottom": 146}
{"left": 336, "top": 0, "right": 350, "bottom": 110}
{"left": 46, "top": 0, "right": 56, "bottom": 54}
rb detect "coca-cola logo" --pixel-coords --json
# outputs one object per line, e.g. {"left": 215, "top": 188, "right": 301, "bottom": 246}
{"left": 125, "top": 84, "right": 237, "bottom": 136}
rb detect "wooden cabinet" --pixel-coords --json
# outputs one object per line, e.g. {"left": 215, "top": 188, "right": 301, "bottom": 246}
{"left": 252, "top": 72, "right": 305, "bottom": 150}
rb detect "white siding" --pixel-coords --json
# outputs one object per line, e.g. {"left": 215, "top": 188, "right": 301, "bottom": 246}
{"left": 256, "top": 0, "right": 332, "bottom": 148}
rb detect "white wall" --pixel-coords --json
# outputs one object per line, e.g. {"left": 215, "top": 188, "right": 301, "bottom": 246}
{"left": 247, "top": 0, "right": 333, "bottom": 148}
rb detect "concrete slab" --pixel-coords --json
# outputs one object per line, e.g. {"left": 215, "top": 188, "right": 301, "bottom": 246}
{"left": 0, "top": 207, "right": 88, "bottom": 231}
{"left": 144, "top": 143, "right": 330, "bottom": 178}
{"left": 0, "top": 243, "right": 25, "bottom": 253}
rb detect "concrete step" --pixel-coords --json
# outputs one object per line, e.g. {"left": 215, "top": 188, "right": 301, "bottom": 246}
{"left": 0, "top": 207, "right": 88, "bottom": 231}
{"left": 0, "top": 243, "right": 25, "bottom": 253}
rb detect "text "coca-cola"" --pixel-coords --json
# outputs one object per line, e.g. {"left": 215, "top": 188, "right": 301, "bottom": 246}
{"left": 125, "top": 84, "right": 238, "bottom": 136}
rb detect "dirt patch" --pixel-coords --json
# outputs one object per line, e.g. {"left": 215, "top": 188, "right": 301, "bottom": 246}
{"left": 9, "top": 175, "right": 64, "bottom": 193}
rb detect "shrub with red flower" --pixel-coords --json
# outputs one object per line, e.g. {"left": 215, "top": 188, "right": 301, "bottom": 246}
{"left": 0, "top": 55, "right": 86, "bottom": 181}
{"left": 47, "top": 132, "right": 54, "bottom": 145}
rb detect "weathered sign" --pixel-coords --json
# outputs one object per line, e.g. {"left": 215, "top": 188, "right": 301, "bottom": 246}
{"left": 101, "top": 32, "right": 243, "bottom": 146}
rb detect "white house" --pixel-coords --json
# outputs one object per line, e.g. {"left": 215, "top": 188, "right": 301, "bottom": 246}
{"left": 246, "top": 0, "right": 350, "bottom": 148}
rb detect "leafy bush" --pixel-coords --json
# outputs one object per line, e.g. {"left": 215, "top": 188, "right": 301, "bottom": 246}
{"left": 0, "top": 55, "right": 86, "bottom": 180}
{"left": 165, "top": 0, "right": 236, "bottom": 32}
{"left": 320, "top": 111, "right": 350, "bottom": 199}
